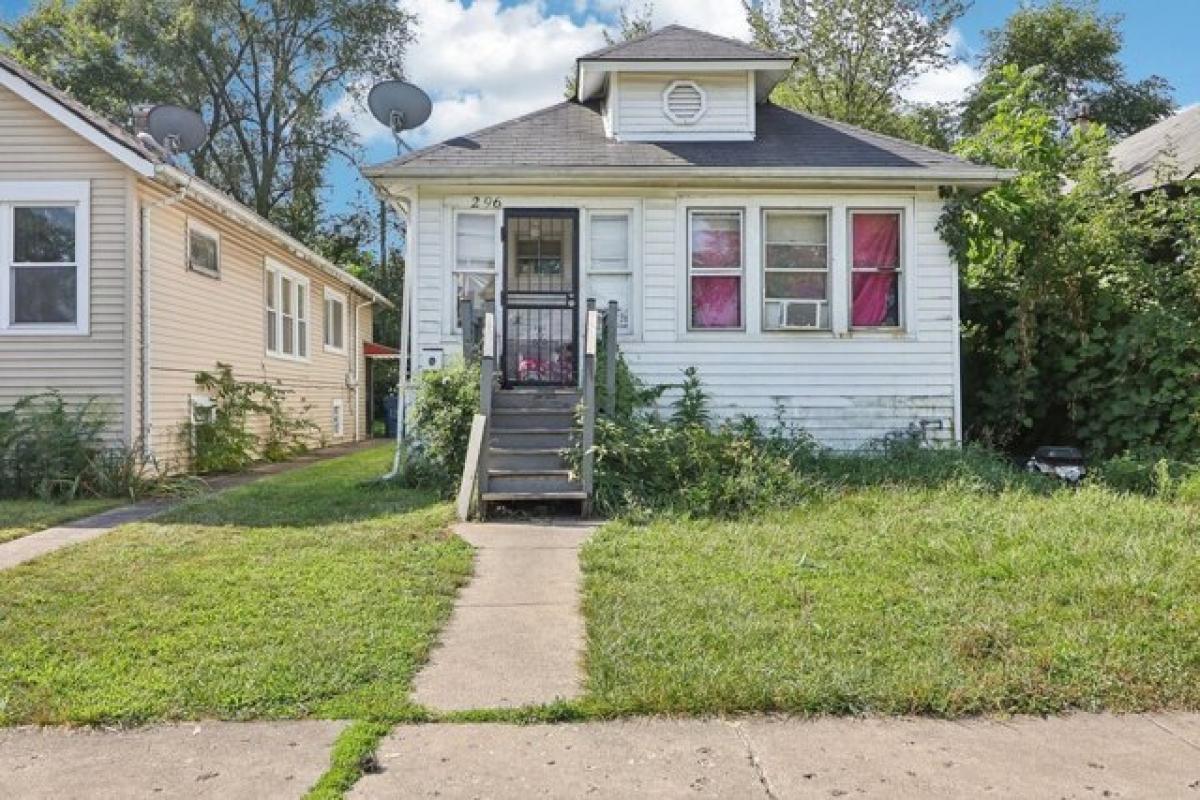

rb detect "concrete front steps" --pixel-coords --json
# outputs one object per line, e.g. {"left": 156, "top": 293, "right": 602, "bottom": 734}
{"left": 482, "top": 388, "right": 586, "bottom": 508}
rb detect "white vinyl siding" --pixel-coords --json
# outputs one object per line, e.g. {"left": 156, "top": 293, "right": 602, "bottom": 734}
{"left": 613, "top": 72, "right": 754, "bottom": 141}
{"left": 410, "top": 189, "right": 953, "bottom": 449}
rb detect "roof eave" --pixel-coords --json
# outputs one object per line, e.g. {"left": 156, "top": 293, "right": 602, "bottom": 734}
{"left": 364, "top": 165, "right": 1016, "bottom": 190}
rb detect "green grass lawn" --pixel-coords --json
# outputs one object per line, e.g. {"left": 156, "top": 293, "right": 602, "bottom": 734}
{"left": 0, "top": 445, "right": 472, "bottom": 725}
{"left": 0, "top": 498, "right": 124, "bottom": 544}
{"left": 582, "top": 486, "right": 1200, "bottom": 717}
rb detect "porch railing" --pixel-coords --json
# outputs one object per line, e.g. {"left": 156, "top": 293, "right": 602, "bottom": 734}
{"left": 580, "top": 300, "right": 600, "bottom": 514}
{"left": 456, "top": 310, "right": 495, "bottom": 521}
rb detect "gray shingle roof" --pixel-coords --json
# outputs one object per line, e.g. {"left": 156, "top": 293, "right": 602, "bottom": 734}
{"left": 579, "top": 24, "right": 790, "bottom": 62}
{"left": 1110, "top": 105, "right": 1200, "bottom": 192}
{"left": 365, "top": 100, "right": 1002, "bottom": 180}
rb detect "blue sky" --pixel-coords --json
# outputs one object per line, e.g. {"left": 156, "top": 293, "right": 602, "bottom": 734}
{"left": 3, "top": 0, "right": 1197, "bottom": 226}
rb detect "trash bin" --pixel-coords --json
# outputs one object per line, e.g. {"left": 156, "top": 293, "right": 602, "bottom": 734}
{"left": 383, "top": 395, "right": 398, "bottom": 439}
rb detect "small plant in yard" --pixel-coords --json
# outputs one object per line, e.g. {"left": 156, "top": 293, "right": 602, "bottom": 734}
{"left": 184, "top": 363, "right": 318, "bottom": 473}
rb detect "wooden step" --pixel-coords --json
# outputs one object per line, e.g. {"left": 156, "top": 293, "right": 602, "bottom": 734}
{"left": 490, "top": 429, "right": 574, "bottom": 449}
{"left": 490, "top": 408, "right": 575, "bottom": 431}
{"left": 485, "top": 472, "right": 582, "bottom": 494}
{"left": 488, "top": 448, "right": 569, "bottom": 471}
{"left": 481, "top": 490, "right": 588, "bottom": 502}
{"left": 493, "top": 390, "right": 581, "bottom": 411}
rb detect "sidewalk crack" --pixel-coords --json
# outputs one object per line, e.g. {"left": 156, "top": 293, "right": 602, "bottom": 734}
{"left": 1147, "top": 716, "right": 1200, "bottom": 752}
{"left": 731, "top": 721, "right": 779, "bottom": 800}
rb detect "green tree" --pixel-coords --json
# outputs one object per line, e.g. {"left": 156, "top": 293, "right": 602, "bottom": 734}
{"left": 962, "top": 0, "right": 1173, "bottom": 137}
{"left": 745, "top": 0, "right": 967, "bottom": 134}
{"left": 943, "top": 65, "right": 1200, "bottom": 456}
{"left": 2, "top": 0, "right": 413, "bottom": 242}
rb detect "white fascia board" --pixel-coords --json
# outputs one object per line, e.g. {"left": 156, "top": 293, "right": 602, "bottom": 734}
{"left": 578, "top": 58, "right": 794, "bottom": 73}
{"left": 0, "top": 68, "right": 156, "bottom": 177}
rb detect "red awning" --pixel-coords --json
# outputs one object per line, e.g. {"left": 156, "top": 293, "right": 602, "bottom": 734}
{"left": 363, "top": 341, "right": 399, "bottom": 358}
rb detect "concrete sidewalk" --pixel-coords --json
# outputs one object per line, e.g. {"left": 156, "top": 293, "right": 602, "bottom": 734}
{"left": 352, "top": 713, "right": 1200, "bottom": 799}
{"left": 413, "top": 521, "right": 596, "bottom": 711}
{"left": 0, "top": 440, "right": 379, "bottom": 571}
{"left": 0, "top": 721, "right": 345, "bottom": 799}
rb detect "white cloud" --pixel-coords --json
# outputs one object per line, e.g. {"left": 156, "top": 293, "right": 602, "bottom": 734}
{"left": 899, "top": 26, "right": 981, "bottom": 105}
{"left": 344, "top": 0, "right": 760, "bottom": 148}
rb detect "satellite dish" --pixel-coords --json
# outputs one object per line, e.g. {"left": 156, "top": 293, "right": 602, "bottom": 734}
{"left": 143, "top": 104, "right": 208, "bottom": 155}
{"left": 368, "top": 80, "right": 432, "bottom": 152}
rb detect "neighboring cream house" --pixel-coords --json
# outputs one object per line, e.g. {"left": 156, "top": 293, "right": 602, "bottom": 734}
{"left": 366, "top": 26, "right": 1013, "bottom": 452}
{"left": 0, "top": 55, "right": 390, "bottom": 469}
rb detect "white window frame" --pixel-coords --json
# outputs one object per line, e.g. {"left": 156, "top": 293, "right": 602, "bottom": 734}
{"left": 686, "top": 207, "right": 745, "bottom": 332}
{"left": 585, "top": 210, "right": 635, "bottom": 335}
{"left": 450, "top": 209, "right": 499, "bottom": 334}
{"left": 331, "top": 398, "right": 345, "bottom": 437}
{"left": 0, "top": 181, "right": 90, "bottom": 335}
{"left": 848, "top": 208, "right": 906, "bottom": 331}
{"left": 761, "top": 208, "right": 832, "bottom": 332}
{"left": 264, "top": 259, "right": 310, "bottom": 361}
{"left": 189, "top": 393, "right": 215, "bottom": 425}
{"left": 186, "top": 217, "right": 221, "bottom": 278}
{"left": 323, "top": 287, "right": 347, "bottom": 354}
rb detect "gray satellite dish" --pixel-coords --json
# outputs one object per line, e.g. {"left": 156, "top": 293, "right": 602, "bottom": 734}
{"left": 368, "top": 80, "right": 432, "bottom": 152}
{"left": 144, "top": 104, "right": 208, "bottom": 155}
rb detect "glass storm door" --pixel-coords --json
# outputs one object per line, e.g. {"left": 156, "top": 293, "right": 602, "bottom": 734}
{"left": 501, "top": 209, "right": 580, "bottom": 387}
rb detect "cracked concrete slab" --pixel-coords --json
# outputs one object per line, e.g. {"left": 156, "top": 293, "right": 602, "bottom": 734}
{"left": 0, "top": 721, "right": 346, "bottom": 800}
{"left": 738, "top": 713, "right": 1200, "bottom": 799}
{"left": 351, "top": 720, "right": 764, "bottom": 799}
{"left": 412, "top": 521, "right": 595, "bottom": 711}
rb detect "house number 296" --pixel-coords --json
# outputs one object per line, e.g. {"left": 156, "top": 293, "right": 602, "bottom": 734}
{"left": 471, "top": 196, "right": 502, "bottom": 209}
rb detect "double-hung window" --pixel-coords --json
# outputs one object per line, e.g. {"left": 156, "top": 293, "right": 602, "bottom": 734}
{"left": 264, "top": 261, "right": 309, "bottom": 359}
{"left": 586, "top": 212, "right": 633, "bottom": 334}
{"left": 687, "top": 209, "right": 743, "bottom": 330}
{"left": 850, "top": 210, "right": 903, "bottom": 328}
{"left": 324, "top": 288, "right": 346, "bottom": 353}
{"left": 453, "top": 212, "right": 496, "bottom": 331}
{"left": 0, "top": 181, "right": 89, "bottom": 334}
{"left": 762, "top": 210, "right": 830, "bottom": 330}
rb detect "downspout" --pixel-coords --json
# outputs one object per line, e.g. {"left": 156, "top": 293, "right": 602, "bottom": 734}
{"left": 352, "top": 296, "right": 373, "bottom": 441}
{"left": 139, "top": 178, "right": 192, "bottom": 457}
{"left": 383, "top": 193, "right": 414, "bottom": 480}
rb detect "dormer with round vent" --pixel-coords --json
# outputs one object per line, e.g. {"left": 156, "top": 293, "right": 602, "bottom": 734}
{"left": 662, "top": 80, "right": 707, "bottom": 125}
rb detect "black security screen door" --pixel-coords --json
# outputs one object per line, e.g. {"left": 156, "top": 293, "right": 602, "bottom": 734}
{"left": 501, "top": 209, "right": 579, "bottom": 387}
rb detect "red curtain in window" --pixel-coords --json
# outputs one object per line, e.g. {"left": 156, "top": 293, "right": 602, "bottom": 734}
{"left": 692, "top": 276, "right": 741, "bottom": 328}
{"left": 851, "top": 214, "right": 900, "bottom": 326}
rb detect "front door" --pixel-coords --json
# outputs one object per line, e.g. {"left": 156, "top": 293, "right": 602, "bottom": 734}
{"left": 501, "top": 209, "right": 579, "bottom": 387}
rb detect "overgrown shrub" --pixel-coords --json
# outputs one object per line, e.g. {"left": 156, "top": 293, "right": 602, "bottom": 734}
{"left": 184, "top": 363, "right": 317, "bottom": 474}
{"left": 0, "top": 392, "right": 176, "bottom": 501}
{"left": 400, "top": 360, "right": 481, "bottom": 493}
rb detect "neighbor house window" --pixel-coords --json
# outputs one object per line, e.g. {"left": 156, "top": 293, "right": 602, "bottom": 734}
{"left": 187, "top": 219, "right": 220, "bottom": 277}
{"left": 850, "top": 211, "right": 903, "bottom": 328}
{"left": 0, "top": 182, "right": 90, "bottom": 334}
{"left": 264, "top": 261, "right": 309, "bottom": 359}
{"left": 324, "top": 288, "right": 346, "bottom": 352}
{"left": 688, "top": 209, "right": 743, "bottom": 330}
{"left": 586, "top": 212, "right": 632, "bottom": 334}
{"left": 763, "top": 210, "right": 830, "bottom": 330}
{"left": 453, "top": 212, "right": 496, "bottom": 330}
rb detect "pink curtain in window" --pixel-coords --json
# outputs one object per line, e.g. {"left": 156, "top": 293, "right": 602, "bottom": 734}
{"left": 851, "top": 214, "right": 900, "bottom": 326}
{"left": 692, "top": 229, "right": 741, "bottom": 268}
{"left": 692, "top": 276, "right": 740, "bottom": 328}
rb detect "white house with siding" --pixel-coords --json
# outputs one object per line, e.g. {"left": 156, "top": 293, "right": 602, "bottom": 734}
{"left": 365, "top": 25, "right": 1012, "bottom": 476}
{"left": 0, "top": 54, "right": 390, "bottom": 469}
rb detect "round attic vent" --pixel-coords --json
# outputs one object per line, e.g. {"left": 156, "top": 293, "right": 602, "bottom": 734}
{"left": 662, "top": 80, "right": 707, "bottom": 125}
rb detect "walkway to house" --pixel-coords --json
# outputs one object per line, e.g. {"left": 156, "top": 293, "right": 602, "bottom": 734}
{"left": 0, "top": 440, "right": 379, "bottom": 571}
{"left": 413, "top": 520, "right": 596, "bottom": 711}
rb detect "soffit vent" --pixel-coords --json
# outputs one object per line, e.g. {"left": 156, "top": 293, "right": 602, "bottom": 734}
{"left": 662, "top": 80, "right": 707, "bottom": 125}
